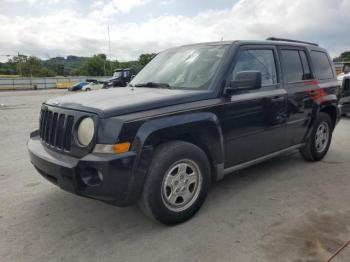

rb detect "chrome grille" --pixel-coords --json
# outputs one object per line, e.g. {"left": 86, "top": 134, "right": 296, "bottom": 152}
{"left": 39, "top": 108, "right": 74, "bottom": 151}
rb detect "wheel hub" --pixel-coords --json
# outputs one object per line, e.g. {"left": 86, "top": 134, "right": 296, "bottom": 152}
{"left": 161, "top": 160, "right": 202, "bottom": 212}
{"left": 315, "top": 121, "right": 330, "bottom": 153}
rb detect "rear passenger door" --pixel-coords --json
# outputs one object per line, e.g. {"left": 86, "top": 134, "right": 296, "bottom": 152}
{"left": 279, "top": 47, "right": 315, "bottom": 146}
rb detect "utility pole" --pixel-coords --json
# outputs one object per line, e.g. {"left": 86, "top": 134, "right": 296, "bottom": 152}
{"left": 108, "top": 24, "right": 111, "bottom": 61}
{"left": 107, "top": 24, "right": 112, "bottom": 75}
{"left": 18, "top": 52, "right": 22, "bottom": 76}
{"left": 103, "top": 60, "right": 106, "bottom": 76}
{"left": 29, "top": 56, "right": 33, "bottom": 88}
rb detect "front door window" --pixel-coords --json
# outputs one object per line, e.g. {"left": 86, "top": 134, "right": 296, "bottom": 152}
{"left": 232, "top": 49, "right": 278, "bottom": 86}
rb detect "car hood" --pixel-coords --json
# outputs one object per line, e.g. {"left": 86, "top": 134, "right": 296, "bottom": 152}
{"left": 45, "top": 87, "right": 212, "bottom": 118}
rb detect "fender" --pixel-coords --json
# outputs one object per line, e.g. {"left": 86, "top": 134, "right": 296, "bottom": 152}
{"left": 125, "top": 112, "right": 225, "bottom": 203}
{"left": 305, "top": 92, "right": 339, "bottom": 141}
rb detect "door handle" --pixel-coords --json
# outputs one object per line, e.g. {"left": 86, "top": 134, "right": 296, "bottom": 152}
{"left": 276, "top": 114, "right": 287, "bottom": 122}
{"left": 271, "top": 96, "right": 285, "bottom": 102}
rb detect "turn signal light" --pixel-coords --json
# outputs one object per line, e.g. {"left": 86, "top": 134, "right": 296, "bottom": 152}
{"left": 112, "top": 142, "right": 131, "bottom": 154}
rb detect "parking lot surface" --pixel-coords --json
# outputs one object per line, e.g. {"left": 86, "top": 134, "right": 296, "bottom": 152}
{"left": 0, "top": 89, "right": 349, "bottom": 262}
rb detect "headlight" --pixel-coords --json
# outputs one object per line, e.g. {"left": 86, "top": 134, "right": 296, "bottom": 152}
{"left": 77, "top": 117, "right": 95, "bottom": 146}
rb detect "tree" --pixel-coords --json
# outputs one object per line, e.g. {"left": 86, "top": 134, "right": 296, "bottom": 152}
{"left": 43, "top": 57, "right": 66, "bottom": 76}
{"left": 77, "top": 53, "right": 114, "bottom": 76}
{"left": 97, "top": 53, "right": 107, "bottom": 60}
{"left": 333, "top": 51, "right": 350, "bottom": 62}
{"left": 0, "top": 52, "right": 158, "bottom": 77}
{"left": 0, "top": 61, "right": 16, "bottom": 75}
{"left": 7, "top": 55, "right": 55, "bottom": 77}
{"left": 138, "top": 53, "right": 157, "bottom": 66}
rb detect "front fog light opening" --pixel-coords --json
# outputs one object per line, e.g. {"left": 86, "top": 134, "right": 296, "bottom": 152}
{"left": 79, "top": 167, "right": 103, "bottom": 186}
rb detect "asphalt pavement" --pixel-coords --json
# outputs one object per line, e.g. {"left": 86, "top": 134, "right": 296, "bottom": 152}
{"left": 0, "top": 89, "right": 349, "bottom": 262}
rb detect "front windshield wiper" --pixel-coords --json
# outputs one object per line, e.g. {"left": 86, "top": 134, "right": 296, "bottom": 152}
{"left": 134, "top": 82, "right": 171, "bottom": 88}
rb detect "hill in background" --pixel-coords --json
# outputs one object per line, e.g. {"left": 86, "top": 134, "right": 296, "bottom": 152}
{"left": 0, "top": 53, "right": 156, "bottom": 77}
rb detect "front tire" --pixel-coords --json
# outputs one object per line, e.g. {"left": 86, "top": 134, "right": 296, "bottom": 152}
{"left": 300, "top": 112, "right": 333, "bottom": 161}
{"left": 139, "top": 141, "right": 211, "bottom": 225}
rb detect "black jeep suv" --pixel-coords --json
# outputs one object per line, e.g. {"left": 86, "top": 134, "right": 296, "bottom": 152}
{"left": 28, "top": 38, "right": 341, "bottom": 224}
{"left": 340, "top": 76, "right": 350, "bottom": 115}
{"left": 103, "top": 68, "right": 135, "bottom": 88}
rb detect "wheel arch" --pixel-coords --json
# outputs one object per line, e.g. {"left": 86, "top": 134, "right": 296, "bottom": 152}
{"left": 304, "top": 97, "right": 339, "bottom": 143}
{"left": 136, "top": 112, "right": 224, "bottom": 174}
{"left": 127, "top": 112, "right": 225, "bottom": 203}
{"left": 319, "top": 104, "right": 337, "bottom": 129}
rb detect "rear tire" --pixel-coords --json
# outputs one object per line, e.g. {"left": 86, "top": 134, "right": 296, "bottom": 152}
{"left": 139, "top": 141, "right": 211, "bottom": 225}
{"left": 85, "top": 88, "right": 91, "bottom": 91}
{"left": 300, "top": 112, "right": 333, "bottom": 161}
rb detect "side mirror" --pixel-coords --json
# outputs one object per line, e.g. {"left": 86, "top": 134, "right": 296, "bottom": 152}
{"left": 225, "top": 71, "right": 262, "bottom": 95}
{"left": 130, "top": 75, "right": 135, "bottom": 81}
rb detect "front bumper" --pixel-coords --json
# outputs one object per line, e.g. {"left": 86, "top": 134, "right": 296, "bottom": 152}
{"left": 28, "top": 134, "right": 138, "bottom": 206}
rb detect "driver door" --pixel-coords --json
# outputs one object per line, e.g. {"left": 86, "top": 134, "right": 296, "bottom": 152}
{"left": 222, "top": 45, "right": 288, "bottom": 167}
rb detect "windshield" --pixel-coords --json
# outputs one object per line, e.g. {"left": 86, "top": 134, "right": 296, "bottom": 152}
{"left": 113, "top": 71, "right": 122, "bottom": 78}
{"left": 130, "top": 44, "right": 229, "bottom": 90}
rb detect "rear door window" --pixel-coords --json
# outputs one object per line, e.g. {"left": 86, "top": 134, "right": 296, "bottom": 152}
{"left": 310, "top": 51, "right": 334, "bottom": 80}
{"left": 299, "top": 51, "right": 312, "bottom": 80}
{"left": 281, "top": 50, "right": 303, "bottom": 82}
{"left": 281, "top": 50, "right": 314, "bottom": 82}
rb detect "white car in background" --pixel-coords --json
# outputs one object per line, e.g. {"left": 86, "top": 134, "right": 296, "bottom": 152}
{"left": 337, "top": 72, "right": 350, "bottom": 83}
{"left": 81, "top": 81, "right": 104, "bottom": 91}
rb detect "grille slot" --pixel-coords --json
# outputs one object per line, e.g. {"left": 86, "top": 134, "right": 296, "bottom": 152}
{"left": 39, "top": 108, "right": 74, "bottom": 151}
{"left": 56, "top": 114, "right": 65, "bottom": 149}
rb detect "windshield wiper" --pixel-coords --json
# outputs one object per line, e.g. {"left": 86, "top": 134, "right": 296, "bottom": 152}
{"left": 134, "top": 82, "right": 171, "bottom": 88}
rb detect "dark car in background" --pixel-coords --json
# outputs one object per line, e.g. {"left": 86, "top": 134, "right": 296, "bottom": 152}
{"left": 103, "top": 68, "right": 134, "bottom": 88}
{"left": 68, "top": 81, "right": 88, "bottom": 91}
{"left": 340, "top": 76, "right": 350, "bottom": 116}
{"left": 28, "top": 38, "right": 341, "bottom": 225}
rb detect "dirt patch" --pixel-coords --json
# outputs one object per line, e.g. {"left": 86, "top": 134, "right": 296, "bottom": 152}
{"left": 261, "top": 210, "right": 350, "bottom": 262}
{"left": 24, "top": 182, "right": 40, "bottom": 188}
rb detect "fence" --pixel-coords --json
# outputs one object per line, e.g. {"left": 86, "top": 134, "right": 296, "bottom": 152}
{"left": 0, "top": 76, "right": 109, "bottom": 90}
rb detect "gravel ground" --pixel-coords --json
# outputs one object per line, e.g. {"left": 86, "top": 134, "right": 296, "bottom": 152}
{"left": 0, "top": 89, "right": 349, "bottom": 262}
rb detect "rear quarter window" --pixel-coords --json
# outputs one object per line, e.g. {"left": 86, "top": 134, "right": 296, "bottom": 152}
{"left": 310, "top": 51, "right": 334, "bottom": 80}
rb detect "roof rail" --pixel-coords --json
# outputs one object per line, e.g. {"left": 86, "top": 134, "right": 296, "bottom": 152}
{"left": 266, "top": 37, "right": 319, "bottom": 46}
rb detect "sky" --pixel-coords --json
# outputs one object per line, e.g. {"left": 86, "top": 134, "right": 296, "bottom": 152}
{"left": 0, "top": 0, "right": 349, "bottom": 61}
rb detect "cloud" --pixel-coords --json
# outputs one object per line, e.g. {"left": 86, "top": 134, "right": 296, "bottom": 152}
{"left": 160, "top": 0, "right": 175, "bottom": 5}
{"left": 0, "top": 0, "right": 349, "bottom": 61}
{"left": 3, "top": 0, "right": 62, "bottom": 4}
{"left": 89, "top": 0, "right": 149, "bottom": 19}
